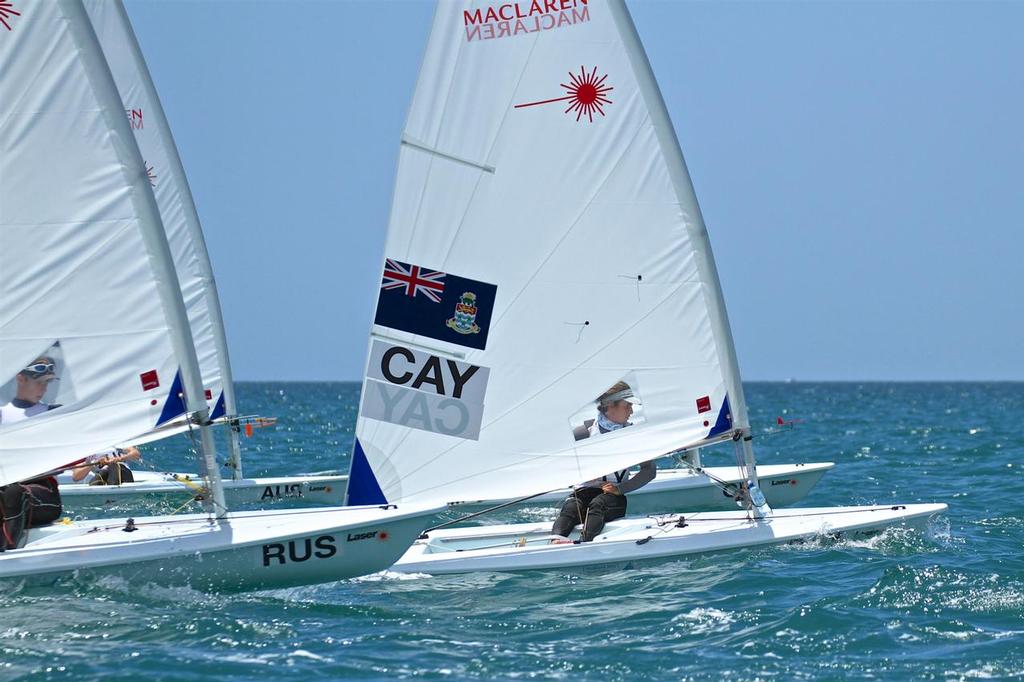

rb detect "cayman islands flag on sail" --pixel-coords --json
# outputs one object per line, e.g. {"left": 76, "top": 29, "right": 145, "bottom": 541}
{"left": 374, "top": 258, "right": 497, "bottom": 351}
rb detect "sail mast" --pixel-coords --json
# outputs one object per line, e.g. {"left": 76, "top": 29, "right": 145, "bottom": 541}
{"left": 60, "top": 0, "right": 228, "bottom": 516}
{"left": 607, "top": 0, "right": 759, "bottom": 482}
{"left": 109, "top": 1, "right": 245, "bottom": 479}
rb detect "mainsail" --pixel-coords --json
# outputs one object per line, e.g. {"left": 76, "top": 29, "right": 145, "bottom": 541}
{"left": 0, "top": 0, "right": 224, "bottom": 509}
{"left": 348, "top": 0, "right": 753, "bottom": 507}
{"left": 83, "top": 0, "right": 245, "bottom": 476}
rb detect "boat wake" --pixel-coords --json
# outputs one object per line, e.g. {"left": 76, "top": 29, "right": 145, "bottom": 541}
{"left": 669, "top": 606, "right": 738, "bottom": 636}
{"left": 777, "top": 521, "right": 947, "bottom": 555}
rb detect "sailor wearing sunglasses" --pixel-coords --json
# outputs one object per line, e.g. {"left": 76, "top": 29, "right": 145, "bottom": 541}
{"left": 0, "top": 357, "right": 139, "bottom": 485}
{"left": 0, "top": 357, "right": 65, "bottom": 549}
{"left": 0, "top": 358, "right": 61, "bottom": 425}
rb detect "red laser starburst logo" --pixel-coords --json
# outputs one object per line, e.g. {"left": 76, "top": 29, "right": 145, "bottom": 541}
{"left": 0, "top": 1, "right": 20, "bottom": 31}
{"left": 145, "top": 162, "right": 156, "bottom": 187}
{"left": 514, "top": 66, "right": 614, "bottom": 123}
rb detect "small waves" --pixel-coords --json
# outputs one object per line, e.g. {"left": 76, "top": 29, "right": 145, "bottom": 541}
{"left": 4, "top": 382, "right": 1022, "bottom": 679}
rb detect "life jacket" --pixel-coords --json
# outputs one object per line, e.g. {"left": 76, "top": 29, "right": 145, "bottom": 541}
{"left": 0, "top": 400, "right": 52, "bottom": 425}
{"left": 89, "top": 463, "right": 135, "bottom": 486}
{"left": 578, "top": 468, "right": 631, "bottom": 490}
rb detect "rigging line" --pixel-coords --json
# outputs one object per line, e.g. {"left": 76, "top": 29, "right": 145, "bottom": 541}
{"left": 132, "top": 453, "right": 210, "bottom": 511}
{"left": 183, "top": 411, "right": 228, "bottom": 518}
{"left": 634, "top": 517, "right": 686, "bottom": 544}
{"left": 133, "top": 458, "right": 206, "bottom": 505}
{"left": 421, "top": 485, "right": 570, "bottom": 535}
{"left": 732, "top": 437, "right": 745, "bottom": 476}
{"left": 672, "top": 506, "right": 913, "bottom": 523}
{"left": 732, "top": 438, "right": 751, "bottom": 512}
{"left": 674, "top": 454, "right": 742, "bottom": 497}
{"left": 167, "top": 495, "right": 198, "bottom": 516}
{"left": 617, "top": 274, "right": 642, "bottom": 302}
{"left": 564, "top": 320, "right": 590, "bottom": 343}
{"left": 34, "top": 459, "right": 88, "bottom": 480}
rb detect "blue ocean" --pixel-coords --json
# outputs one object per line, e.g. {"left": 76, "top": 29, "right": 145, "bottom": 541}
{"left": 4, "top": 382, "right": 1021, "bottom": 680}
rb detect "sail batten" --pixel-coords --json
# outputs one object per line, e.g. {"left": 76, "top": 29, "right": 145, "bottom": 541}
{"left": 348, "top": 0, "right": 746, "bottom": 507}
{"left": 401, "top": 135, "right": 497, "bottom": 173}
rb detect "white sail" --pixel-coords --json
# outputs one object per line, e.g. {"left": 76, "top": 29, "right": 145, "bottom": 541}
{"left": 0, "top": 0, "right": 223, "bottom": 507}
{"left": 83, "top": 0, "right": 245, "bottom": 476}
{"left": 0, "top": 1, "right": 447, "bottom": 590}
{"left": 348, "top": 0, "right": 751, "bottom": 507}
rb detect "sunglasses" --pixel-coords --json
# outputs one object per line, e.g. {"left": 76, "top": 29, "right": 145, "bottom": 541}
{"left": 22, "top": 362, "right": 56, "bottom": 376}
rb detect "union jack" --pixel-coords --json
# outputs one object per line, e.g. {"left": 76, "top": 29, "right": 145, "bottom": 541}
{"left": 381, "top": 259, "right": 446, "bottom": 303}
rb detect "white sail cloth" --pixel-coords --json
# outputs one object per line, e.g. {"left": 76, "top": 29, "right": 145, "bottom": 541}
{"left": 0, "top": 0, "right": 193, "bottom": 486}
{"left": 83, "top": 0, "right": 235, "bottom": 423}
{"left": 350, "top": 0, "right": 746, "bottom": 507}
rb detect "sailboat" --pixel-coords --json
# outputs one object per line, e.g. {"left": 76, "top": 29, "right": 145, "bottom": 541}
{"left": 49, "top": 0, "right": 345, "bottom": 509}
{"left": 342, "top": 0, "right": 946, "bottom": 575}
{"left": 0, "top": 0, "right": 440, "bottom": 589}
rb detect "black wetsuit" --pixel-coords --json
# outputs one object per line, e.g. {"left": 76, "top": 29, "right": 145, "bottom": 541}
{"left": 551, "top": 461, "right": 657, "bottom": 542}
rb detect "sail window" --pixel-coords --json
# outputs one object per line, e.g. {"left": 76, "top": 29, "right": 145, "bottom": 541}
{"left": 569, "top": 376, "right": 646, "bottom": 442}
{"left": 0, "top": 341, "right": 77, "bottom": 427}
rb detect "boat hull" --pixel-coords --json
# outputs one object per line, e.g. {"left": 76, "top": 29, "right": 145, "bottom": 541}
{"left": 0, "top": 504, "right": 441, "bottom": 591}
{"left": 391, "top": 503, "right": 948, "bottom": 575}
{"left": 448, "top": 462, "right": 834, "bottom": 515}
{"left": 56, "top": 472, "right": 347, "bottom": 508}
{"left": 57, "top": 463, "right": 831, "bottom": 513}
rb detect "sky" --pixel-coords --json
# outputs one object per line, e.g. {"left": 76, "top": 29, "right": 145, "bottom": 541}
{"left": 123, "top": 0, "right": 1024, "bottom": 382}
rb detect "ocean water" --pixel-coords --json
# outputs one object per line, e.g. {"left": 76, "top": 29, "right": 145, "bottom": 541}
{"left": 3, "top": 382, "right": 1021, "bottom": 680}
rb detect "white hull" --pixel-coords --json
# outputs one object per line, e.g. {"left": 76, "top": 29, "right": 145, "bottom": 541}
{"left": 0, "top": 503, "right": 442, "bottom": 591}
{"left": 56, "top": 471, "right": 346, "bottom": 507}
{"left": 391, "top": 503, "right": 948, "bottom": 575}
{"left": 56, "top": 462, "right": 831, "bottom": 512}
{"left": 449, "top": 463, "right": 835, "bottom": 514}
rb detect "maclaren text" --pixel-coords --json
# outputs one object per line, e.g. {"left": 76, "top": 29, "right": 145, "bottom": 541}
{"left": 464, "top": 0, "right": 589, "bottom": 42}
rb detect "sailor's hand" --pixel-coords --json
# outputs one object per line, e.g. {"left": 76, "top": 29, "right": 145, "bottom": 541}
{"left": 122, "top": 446, "right": 141, "bottom": 462}
{"left": 601, "top": 482, "right": 620, "bottom": 495}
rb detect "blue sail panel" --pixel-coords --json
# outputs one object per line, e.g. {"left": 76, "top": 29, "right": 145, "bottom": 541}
{"left": 210, "top": 391, "right": 226, "bottom": 420}
{"left": 346, "top": 438, "right": 388, "bottom": 506}
{"left": 156, "top": 370, "right": 186, "bottom": 426}
{"left": 707, "top": 395, "right": 733, "bottom": 438}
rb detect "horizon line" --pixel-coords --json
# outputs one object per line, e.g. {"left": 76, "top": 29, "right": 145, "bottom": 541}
{"left": 229, "top": 378, "right": 1024, "bottom": 384}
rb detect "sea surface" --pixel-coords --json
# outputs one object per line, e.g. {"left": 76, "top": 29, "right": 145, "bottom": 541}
{"left": 3, "top": 382, "right": 1021, "bottom": 680}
